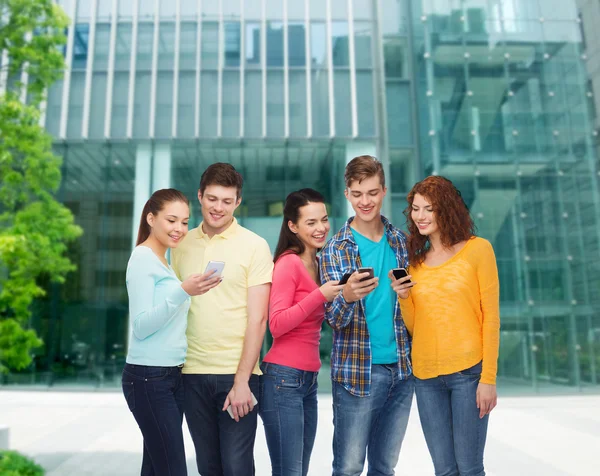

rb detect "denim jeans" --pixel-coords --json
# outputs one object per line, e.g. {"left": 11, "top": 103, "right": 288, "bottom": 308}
{"left": 332, "top": 364, "right": 414, "bottom": 476}
{"left": 415, "top": 361, "right": 489, "bottom": 476}
{"left": 183, "top": 373, "right": 259, "bottom": 476}
{"left": 121, "top": 363, "right": 186, "bottom": 476}
{"left": 259, "top": 362, "right": 319, "bottom": 476}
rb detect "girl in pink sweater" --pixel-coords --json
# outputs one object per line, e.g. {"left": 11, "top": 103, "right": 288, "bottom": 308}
{"left": 260, "top": 189, "right": 344, "bottom": 476}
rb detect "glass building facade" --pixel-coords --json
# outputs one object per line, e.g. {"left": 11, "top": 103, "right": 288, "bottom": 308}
{"left": 4, "top": 0, "right": 600, "bottom": 392}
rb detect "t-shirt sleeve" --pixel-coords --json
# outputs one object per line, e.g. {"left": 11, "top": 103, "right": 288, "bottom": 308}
{"left": 269, "top": 254, "right": 327, "bottom": 338}
{"left": 477, "top": 239, "right": 500, "bottom": 385}
{"left": 127, "top": 251, "right": 190, "bottom": 340}
{"left": 248, "top": 237, "right": 274, "bottom": 287}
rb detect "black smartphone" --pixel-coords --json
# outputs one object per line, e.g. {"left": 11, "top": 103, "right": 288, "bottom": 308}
{"left": 392, "top": 267, "right": 412, "bottom": 283}
{"left": 357, "top": 267, "right": 375, "bottom": 282}
{"left": 338, "top": 271, "right": 354, "bottom": 285}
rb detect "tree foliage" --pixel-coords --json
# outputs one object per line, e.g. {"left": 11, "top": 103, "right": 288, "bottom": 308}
{"left": 0, "top": 0, "right": 81, "bottom": 373}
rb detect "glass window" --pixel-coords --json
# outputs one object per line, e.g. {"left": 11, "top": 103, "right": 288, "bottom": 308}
{"left": 139, "top": 1, "right": 155, "bottom": 19}
{"left": 266, "top": 0, "right": 284, "bottom": 19}
{"left": 289, "top": 70, "right": 307, "bottom": 137}
{"left": 200, "top": 71, "right": 218, "bottom": 136}
{"left": 354, "top": 22, "right": 372, "bottom": 68}
{"left": 45, "top": 80, "right": 64, "bottom": 137}
{"left": 201, "top": 22, "right": 219, "bottom": 69}
{"left": 160, "top": 0, "right": 176, "bottom": 18}
{"left": 114, "top": 24, "right": 132, "bottom": 71}
{"left": 202, "top": 0, "right": 219, "bottom": 18}
{"left": 222, "top": 71, "right": 241, "bottom": 137}
{"left": 331, "top": 22, "right": 349, "bottom": 67}
{"left": 288, "top": 0, "right": 305, "bottom": 20}
{"left": 66, "top": 72, "right": 85, "bottom": 138}
{"left": 246, "top": 23, "right": 261, "bottom": 67}
{"left": 224, "top": 22, "right": 241, "bottom": 67}
{"left": 311, "top": 70, "right": 330, "bottom": 136}
{"left": 353, "top": 0, "right": 373, "bottom": 20}
{"left": 386, "top": 81, "right": 412, "bottom": 147}
{"left": 331, "top": 0, "right": 348, "bottom": 20}
{"left": 267, "top": 71, "right": 285, "bottom": 137}
{"left": 93, "top": 23, "right": 111, "bottom": 71}
{"left": 356, "top": 71, "right": 374, "bottom": 137}
{"left": 136, "top": 23, "right": 154, "bottom": 71}
{"left": 310, "top": 0, "right": 326, "bottom": 20}
{"left": 384, "top": 38, "right": 407, "bottom": 78}
{"left": 155, "top": 72, "right": 174, "bottom": 138}
{"left": 110, "top": 72, "right": 129, "bottom": 138}
{"left": 244, "top": 70, "right": 262, "bottom": 137}
{"left": 177, "top": 72, "right": 196, "bottom": 137}
{"left": 288, "top": 23, "right": 307, "bottom": 67}
{"left": 267, "top": 22, "right": 284, "bottom": 66}
{"left": 158, "top": 23, "right": 176, "bottom": 70}
{"left": 118, "top": 0, "right": 133, "bottom": 18}
{"left": 97, "top": 0, "right": 113, "bottom": 21}
{"left": 334, "top": 70, "right": 352, "bottom": 136}
{"left": 310, "top": 23, "right": 327, "bottom": 67}
{"left": 133, "top": 73, "right": 151, "bottom": 138}
{"left": 245, "top": 0, "right": 263, "bottom": 21}
{"left": 180, "top": 22, "right": 198, "bottom": 70}
{"left": 88, "top": 72, "right": 107, "bottom": 139}
{"left": 180, "top": 0, "right": 197, "bottom": 19}
{"left": 72, "top": 24, "right": 89, "bottom": 70}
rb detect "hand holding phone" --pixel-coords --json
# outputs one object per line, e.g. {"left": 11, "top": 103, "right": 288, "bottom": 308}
{"left": 390, "top": 267, "right": 414, "bottom": 299}
{"left": 226, "top": 393, "right": 258, "bottom": 420}
{"left": 341, "top": 267, "right": 379, "bottom": 303}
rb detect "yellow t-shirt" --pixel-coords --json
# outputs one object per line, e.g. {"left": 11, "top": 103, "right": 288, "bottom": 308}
{"left": 399, "top": 237, "right": 500, "bottom": 384}
{"left": 171, "top": 218, "right": 273, "bottom": 375}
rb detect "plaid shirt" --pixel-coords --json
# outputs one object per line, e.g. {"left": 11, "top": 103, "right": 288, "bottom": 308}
{"left": 320, "top": 216, "right": 412, "bottom": 397}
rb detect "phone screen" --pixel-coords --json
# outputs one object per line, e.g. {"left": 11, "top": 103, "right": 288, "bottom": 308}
{"left": 205, "top": 260, "right": 225, "bottom": 277}
{"left": 392, "top": 267, "right": 411, "bottom": 283}
{"left": 357, "top": 267, "right": 374, "bottom": 282}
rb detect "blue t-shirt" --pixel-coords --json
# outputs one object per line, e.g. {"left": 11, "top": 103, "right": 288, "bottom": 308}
{"left": 351, "top": 229, "right": 398, "bottom": 364}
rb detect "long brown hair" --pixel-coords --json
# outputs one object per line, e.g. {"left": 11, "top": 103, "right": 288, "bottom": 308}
{"left": 273, "top": 188, "right": 326, "bottom": 263}
{"left": 404, "top": 176, "right": 475, "bottom": 265}
{"left": 136, "top": 189, "right": 189, "bottom": 246}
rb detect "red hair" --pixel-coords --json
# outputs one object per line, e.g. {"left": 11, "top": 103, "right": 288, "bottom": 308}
{"left": 404, "top": 176, "right": 475, "bottom": 265}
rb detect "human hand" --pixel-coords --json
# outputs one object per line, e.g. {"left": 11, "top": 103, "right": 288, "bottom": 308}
{"left": 319, "top": 280, "right": 346, "bottom": 302}
{"left": 222, "top": 380, "right": 254, "bottom": 422}
{"left": 342, "top": 271, "right": 378, "bottom": 303}
{"left": 476, "top": 382, "right": 497, "bottom": 418}
{"left": 388, "top": 270, "right": 415, "bottom": 299}
{"left": 181, "top": 269, "right": 221, "bottom": 296}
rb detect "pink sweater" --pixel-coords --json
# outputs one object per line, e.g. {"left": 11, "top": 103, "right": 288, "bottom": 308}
{"left": 263, "top": 253, "right": 327, "bottom": 372}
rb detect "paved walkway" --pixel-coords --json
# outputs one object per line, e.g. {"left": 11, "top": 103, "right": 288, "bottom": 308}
{"left": 0, "top": 391, "right": 597, "bottom": 475}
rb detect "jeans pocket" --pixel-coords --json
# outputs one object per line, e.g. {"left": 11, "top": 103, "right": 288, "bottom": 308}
{"left": 122, "top": 381, "right": 135, "bottom": 411}
{"left": 273, "top": 366, "right": 303, "bottom": 390}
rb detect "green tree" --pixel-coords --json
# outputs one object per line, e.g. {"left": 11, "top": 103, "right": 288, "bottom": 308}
{"left": 0, "top": 0, "right": 81, "bottom": 373}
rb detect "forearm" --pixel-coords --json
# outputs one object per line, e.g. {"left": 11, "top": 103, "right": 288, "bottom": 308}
{"left": 235, "top": 318, "right": 267, "bottom": 383}
{"left": 270, "top": 288, "right": 326, "bottom": 337}
{"left": 398, "top": 295, "right": 415, "bottom": 335}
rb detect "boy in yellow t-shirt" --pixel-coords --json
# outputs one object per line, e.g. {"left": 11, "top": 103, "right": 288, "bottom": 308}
{"left": 171, "top": 163, "right": 273, "bottom": 476}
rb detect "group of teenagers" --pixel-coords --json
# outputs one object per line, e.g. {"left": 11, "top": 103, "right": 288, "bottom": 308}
{"left": 122, "top": 155, "right": 500, "bottom": 476}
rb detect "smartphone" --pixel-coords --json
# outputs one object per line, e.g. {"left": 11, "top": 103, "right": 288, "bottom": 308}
{"left": 357, "top": 267, "right": 375, "bottom": 282}
{"left": 226, "top": 392, "right": 259, "bottom": 419}
{"left": 205, "top": 260, "right": 225, "bottom": 278}
{"left": 338, "top": 271, "right": 354, "bottom": 285}
{"left": 392, "top": 267, "right": 412, "bottom": 283}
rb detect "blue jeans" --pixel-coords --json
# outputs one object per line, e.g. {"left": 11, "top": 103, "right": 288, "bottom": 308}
{"left": 121, "top": 363, "right": 186, "bottom": 476}
{"left": 259, "top": 362, "right": 319, "bottom": 476}
{"left": 183, "top": 373, "right": 259, "bottom": 476}
{"left": 332, "top": 364, "right": 414, "bottom": 476}
{"left": 415, "top": 361, "right": 489, "bottom": 476}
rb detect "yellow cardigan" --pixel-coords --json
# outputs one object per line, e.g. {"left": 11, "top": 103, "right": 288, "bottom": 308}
{"left": 400, "top": 237, "right": 500, "bottom": 384}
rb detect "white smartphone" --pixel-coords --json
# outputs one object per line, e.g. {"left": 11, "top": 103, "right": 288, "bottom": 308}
{"left": 205, "top": 260, "right": 225, "bottom": 278}
{"left": 226, "top": 392, "right": 259, "bottom": 419}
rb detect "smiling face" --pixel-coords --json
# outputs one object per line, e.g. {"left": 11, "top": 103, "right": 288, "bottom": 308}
{"left": 147, "top": 200, "right": 190, "bottom": 248}
{"left": 345, "top": 175, "right": 387, "bottom": 225}
{"left": 288, "top": 201, "right": 330, "bottom": 253}
{"left": 411, "top": 193, "right": 439, "bottom": 239}
{"left": 198, "top": 184, "right": 241, "bottom": 236}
